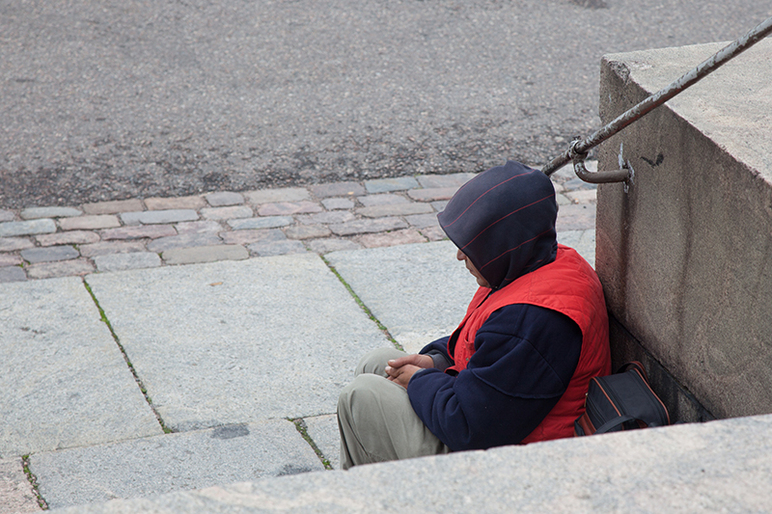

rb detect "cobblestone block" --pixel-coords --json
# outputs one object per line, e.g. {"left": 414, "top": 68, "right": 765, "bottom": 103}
{"left": 20, "top": 207, "right": 82, "bottom": 219}
{"left": 0, "top": 219, "right": 56, "bottom": 237}
{"left": 329, "top": 217, "right": 407, "bottom": 236}
{"left": 407, "top": 187, "right": 459, "bottom": 202}
{"left": 416, "top": 173, "right": 475, "bottom": 188}
{"left": 26, "top": 258, "right": 94, "bottom": 279}
{"left": 310, "top": 181, "right": 365, "bottom": 198}
{"left": 82, "top": 199, "right": 144, "bottom": 215}
{"left": 357, "top": 228, "right": 427, "bottom": 248}
{"left": 21, "top": 245, "right": 79, "bottom": 263}
{"left": 321, "top": 198, "right": 355, "bottom": 210}
{"left": 147, "top": 233, "right": 221, "bottom": 253}
{"left": 356, "top": 203, "right": 433, "bottom": 218}
{"left": 405, "top": 213, "right": 440, "bottom": 229}
{"left": 59, "top": 215, "right": 120, "bottom": 231}
{"left": 0, "top": 266, "right": 26, "bottom": 282}
{"left": 244, "top": 187, "right": 309, "bottom": 204}
{"left": 365, "top": 176, "right": 420, "bottom": 193}
{"left": 304, "top": 238, "right": 362, "bottom": 254}
{"left": 145, "top": 195, "right": 205, "bottom": 210}
{"left": 228, "top": 217, "right": 293, "bottom": 230}
{"left": 247, "top": 240, "right": 307, "bottom": 257}
{"left": 36, "top": 230, "right": 101, "bottom": 247}
{"left": 0, "top": 237, "right": 34, "bottom": 252}
{"left": 121, "top": 209, "right": 199, "bottom": 226}
{"left": 0, "top": 210, "right": 15, "bottom": 222}
{"left": 283, "top": 225, "right": 331, "bottom": 240}
{"left": 565, "top": 189, "right": 597, "bottom": 203}
{"left": 94, "top": 252, "right": 162, "bottom": 272}
{"left": 79, "top": 241, "right": 147, "bottom": 258}
{"left": 556, "top": 204, "right": 596, "bottom": 232}
{"left": 205, "top": 191, "right": 244, "bottom": 206}
{"left": 0, "top": 253, "right": 22, "bottom": 266}
{"left": 358, "top": 193, "right": 409, "bottom": 207}
{"left": 257, "top": 201, "right": 322, "bottom": 216}
{"left": 421, "top": 226, "right": 448, "bottom": 241}
{"left": 201, "top": 205, "right": 254, "bottom": 220}
{"left": 174, "top": 220, "right": 223, "bottom": 235}
{"left": 431, "top": 200, "right": 450, "bottom": 212}
{"left": 297, "top": 211, "right": 355, "bottom": 225}
{"left": 220, "top": 229, "right": 286, "bottom": 245}
{"left": 100, "top": 225, "right": 176, "bottom": 240}
{"left": 162, "top": 244, "right": 248, "bottom": 265}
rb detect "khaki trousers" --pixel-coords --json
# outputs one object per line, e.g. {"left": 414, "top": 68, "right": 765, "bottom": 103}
{"left": 337, "top": 347, "right": 451, "bottom": 470}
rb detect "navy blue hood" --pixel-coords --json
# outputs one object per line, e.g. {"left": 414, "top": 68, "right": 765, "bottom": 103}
{"left": 437, "top": 161, "right": 558, "bottom": 290}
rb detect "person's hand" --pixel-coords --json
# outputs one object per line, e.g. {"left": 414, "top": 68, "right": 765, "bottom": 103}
{"left": 384, "top": 354, "right": 434, "bottom": 389}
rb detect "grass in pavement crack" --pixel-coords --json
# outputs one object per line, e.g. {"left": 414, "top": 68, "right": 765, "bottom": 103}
{"left": 321, "top": 257, "right": 404, "bottom": 351}
{"left": 290, "top": 418, "right": 333, "bottom": 470}
{"left": 22, "top": 455, "right": 48, "bottom": 510}
{"left": 82, "top": 280, "right": 173, "bottom": 434}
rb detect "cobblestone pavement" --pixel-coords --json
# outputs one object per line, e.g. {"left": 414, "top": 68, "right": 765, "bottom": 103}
{"left": 0, "top": 164, "right": 595, "bottom": 283}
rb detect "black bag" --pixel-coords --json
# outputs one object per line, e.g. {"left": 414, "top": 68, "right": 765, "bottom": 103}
{"left": 574, "top": 361, "right": 670, "bottom": 436}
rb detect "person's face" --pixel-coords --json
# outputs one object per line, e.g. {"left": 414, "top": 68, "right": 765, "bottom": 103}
{"left": 457, "top": 249, "right": 490, "bottom": 288}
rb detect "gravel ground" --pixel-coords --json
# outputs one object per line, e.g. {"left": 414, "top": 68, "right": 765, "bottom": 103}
{"left": 1, "top": 0, "right": 769, "bottom": 208}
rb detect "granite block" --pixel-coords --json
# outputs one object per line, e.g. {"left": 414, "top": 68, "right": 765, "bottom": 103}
{"left": 220, "top": 229, "right": 286, "bottom": 245}
{"left": 79, "top": 241, "right": 147, "bottom": 258}
{"left": 144, "top": 196, "right": 205, "bottom": 211}
{"left": 321, "top": 198, "right": 355, "bottom": 210}
{"left": 357, "top": 229, "right": 427, "bottom": 248}
{"left": 364, "top": 176, "right": 420, "bottom": 193}
{"left": 161, "top": 245, "right": 249, "bottom": 265}
{"left": 200, "top": 205, "right": 253, "bottom": 221}
{"left": 356, "top": 203, "right": 433, "bottom": 218}
{"left": 21, "top": 246, "right": 79, "bottom": 264}
{"left": 205, "top": 192, "right": 244, "bottom": 207}
{"left": 120, "top": 210, "right": 199, "bottom": 226}
{"left": 59, "top": 215, "right": 120, "bottom": 231}
{"left": 283, "top": 225, "right": 332, "bottom": 240}
{"left": 257, "top": 201, "right": 322, "bottom": 216}
{"left": 416, "top": 173, "right": 475, "bottom": 188}
{"left": 100, "top": 225, "right": 176, "bottom": 241}
{"left": 25, "top": 259, "right": 95, "bottom": 279}
{"left": 407, "top": 187, "right": 458, "bottom": 202}
{"left": 0, "top": 237, "right": 34, "bottom": 252}
{"left": 0, "top": 219, "right": 56, "bottom": 237}
{"left": 81, "top": 199, "right": 144, "bottom": 215}
{"left": 35, "top": 231, "right": 100, "bottom": 247}
{"left": 94, "top": 253, "right": 162, "bottom": 272}
{"left": 227, "top": 217, "right": 293, "bottom": 230}
{"left": 0, "top": 457, "right": 40, "bottom": 513}
{"left": 247, "top": 240, "right": 307, "bottom": 257}
{"left": 328, "top": 217, "right": 407, "bottom": 237}
{"left": 310, "top": 182, "right": 365, "bottom": 198}
{"left": 147, "top": 234, "right": 221, "bottom": 253}
{"left": 0, "top": 266, "right": 26, "bottom": 283}
{"left": 20, "top": 207, "right": 82, "bottom": 220}
{"left": 244, "top": 187, "right": 309, "bottom": 205}
{"left": 304, "top": 238, "right": 363, "bottom": 254}
{"left": 358, "top": 194, "right": 409, "bottom": 207}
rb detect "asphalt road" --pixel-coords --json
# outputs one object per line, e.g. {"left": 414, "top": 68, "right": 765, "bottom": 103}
{"left": 1, "top": 0, "right": 769, "bottom": 208}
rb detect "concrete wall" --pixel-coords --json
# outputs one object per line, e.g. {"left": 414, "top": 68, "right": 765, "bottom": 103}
{"left": 596, "top": 39, "right": 772, "bottom": 421}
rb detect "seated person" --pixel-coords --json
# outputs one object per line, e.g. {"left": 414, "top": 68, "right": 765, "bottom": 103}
{"left": 337, "top": 160, "right": 611, "bottom": 469}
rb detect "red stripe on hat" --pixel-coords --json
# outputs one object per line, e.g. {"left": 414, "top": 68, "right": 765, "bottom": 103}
{"left": 442, "top": 170, "right": 533, "bottom": 228}
{"left": 460, "top": 194, "right": 553, "bottom": 252}
{"left": 478, "top": 228, "right": 554, "bottom": 271}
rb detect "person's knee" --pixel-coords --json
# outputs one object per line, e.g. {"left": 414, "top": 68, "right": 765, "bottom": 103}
{"left": 355, "top": 347, "right": 405, "bottom": 376}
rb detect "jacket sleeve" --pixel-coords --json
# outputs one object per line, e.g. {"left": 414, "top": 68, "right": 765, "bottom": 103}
{"left": 419, "top": 336, "right": 454, "bottom": 371}
{"left": 407, "top": 304, "right": 582, "bottom": 451}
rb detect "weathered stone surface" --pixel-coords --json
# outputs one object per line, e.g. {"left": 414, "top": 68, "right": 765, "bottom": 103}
{"left": 120, "top": 210, "right": 198, "bottom": 226}
{"left": 326, "top": 241, "right": 476, "bottom": 353}
{"left": 244, "top": 187, "right": 309, "bottom": 205}
{"left": 358, "top": 194, "right": 409, "bottom": 207}
{"left": 0, "top": 457, "right": 40, "bottom": 513}
{"left": 0, "top": 237, "right": 34, "bottom": 252}
{"left": 357, "top": 229, "right": 427, "bottom": 249}
{"left": 161, "top": 245, "right": 249, "bottom": 265}
{"left": 227, "top": 217, "right": 293, "bottom": 230}
{"left": 405, "top": 213, "right": 439, "bottom": 229}
{"left": 20, "top": 207, "right": 82, "bottom": 220}
{"left": 555, "top": 203, "right": 595, "bottom": 232}
{"left": 0, "top": 266, "right": 26, "bottom": 283}
{"left": 145, "top": 196, "right": 205, "bottom": 211}
{"left": 420, "top": 226, "right": 447, "bottom": 242}
{"left": 21, "top": 246, "right": 79, "bottom": 264}
{"left": 283, "top": 225, "right": 331, "bottom": 240}
{"left": 81, "top": 199, "right": 144, "bottom": 215}
{"left": 431, "top": 200, "right": 449, "bottom": 212}
{"left": 0, "top": 253, "right": 22, "bottom": 266}
{"left": 321, "top": 198, "right": 355, "bottom": 210}
{"left": 328, "top": 217, "right": 407, "bottom": 237}
{"left": 416, "top": 173, "right": 475, "bottom": 188}
{"left": 79, "top": 241, "right": 147, "bottom": 258}
{"left": 247, "top": 240, "right": 306, "bottom": 257}
{"left": 84, "top": 255, "right": 391, "bottom": 431}
{"left": 59, "top": 215, "right": 120, "bottom": 231}
{"left": 205, "top": 192, "right": 244, "bottom": 207}
{"left": 297, "top": 211, "right": 355, "bottom": 225}
{"left": 557, "top": 230, "right": 595, "bottom": 268}
{"left": 25, "top": 259, "right": 95, "bottom": 279}
{"left": 30, "top": 420, "right": 324, "bottom": 510}
{"left": 220, "top": 229, "right": 286, "bottom": 245}
{"left": 364, "top": 176, "right": 420, "bottom": 193}
{"left": 310, "top": 182, "right": 365, "bottom": 198}
{"left": 200, "top": 206, "right": 253, "bottom": 221}
{"left": 303, "top": 414, "right": 340, "bottom": 469}
{"left": 304, "top": 238, "right": 362, "bottom": 254}
{"left": 0, "top": 277, "right": 162, "bottom": 457}
{"left": 257, "top": 201, "right": 322, "bottom": 216}
{"left": 94, "top": 253, "right": 162, "bottom": 272}
{"left": 174, "top": 221, "right": 222, "bottom": 235}
{"left": 35, "top": 231, "right": 101, "bottom": 247}
{"left": 147, "top": 234, "right": 221, "bottom": 253}
{"left": 407, "top": 187, "right": 459, "bottom": 202}
{"left": 0, "top": 210, "right": 15, "bottom": 222}
{"left": 356, "top": 203, "right": 433, "bottom": 218}
{"left": 51, "top": 414, "right": 772, "bottom": 514}
{"left": 100, "top": 225, "right": 176, "bottom": 241}
{"left": 0, "top": 219, "right": 56, "bottom": 237}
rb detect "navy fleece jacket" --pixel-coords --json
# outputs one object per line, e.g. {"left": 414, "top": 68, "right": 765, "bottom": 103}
{"left": 406, "top": 161, "right": 583, "bottom": 452}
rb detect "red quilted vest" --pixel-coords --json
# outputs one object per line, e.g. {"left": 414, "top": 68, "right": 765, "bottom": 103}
{"left": 448, "top": 244, "right": 611, "bottom": 443}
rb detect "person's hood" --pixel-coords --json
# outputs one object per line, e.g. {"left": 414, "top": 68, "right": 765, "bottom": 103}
{"left": 437, "top": 161, "right": 558, "bottom": 290}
